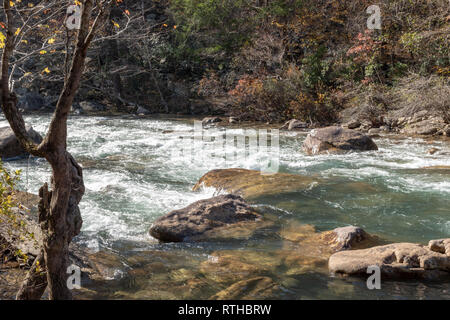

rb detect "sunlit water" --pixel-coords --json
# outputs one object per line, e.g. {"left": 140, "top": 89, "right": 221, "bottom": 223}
{"left": 1, "top": 114, "right": 449, "bottom": 300}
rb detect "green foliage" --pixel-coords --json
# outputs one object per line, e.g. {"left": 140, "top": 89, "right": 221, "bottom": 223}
{"left": 0, "top": 161, "right": 30, "bottom": 265}
{"left": 0, "top": 161, "right": 21, "bottom": 218}
{"left": 301, "top": 46, "right": 333, "bottom": 91}
{"left": 259, "top": 0, "right": 305, "bottom": 18}
{"left": 168, "top": 0, "right": 253, "bottom": 66}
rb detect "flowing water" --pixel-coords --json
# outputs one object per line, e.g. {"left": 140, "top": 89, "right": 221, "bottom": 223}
{"left": 2, "top": 114, "right": 450, "bottom": 300}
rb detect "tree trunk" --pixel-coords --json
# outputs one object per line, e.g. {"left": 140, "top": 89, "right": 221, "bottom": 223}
{"left": 17, "top": 152, "right": 84, "bottom": 300}
{"left": 2, "top": 0, "right": 110, "bottom": 299}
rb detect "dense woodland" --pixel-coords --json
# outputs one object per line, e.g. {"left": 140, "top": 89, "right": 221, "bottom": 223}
{"left": 2, "top": 0, "right": 449, "bottom": 125}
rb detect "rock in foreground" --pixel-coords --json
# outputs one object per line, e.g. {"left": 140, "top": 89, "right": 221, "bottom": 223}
{"left": 329, "top": 239, "right": 450, "bottom": 279}
{"left": 320, "top": 226, "right": 377, "bottom": 252}
{"left": 302, "top": 126, "right": 378, "bottom": 155}
{"left": 149, "top": 194, "right": 262, "bottom": 242}
{"left": 0, "top": 125, "right": 43, "bottom": 160}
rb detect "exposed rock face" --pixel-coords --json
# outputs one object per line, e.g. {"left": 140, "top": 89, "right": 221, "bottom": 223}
{"left": 329, "top": 240, "right": 450, "bottom": 279}
{"left": 149, "top": 194, "right": 262, "bottom": 242}
{"left": 193, "top": 168, "right": 321, "bottom": 199}
{"left": 0, "top": 125, "right": 43, "bottom": 160}
{"left": 281, "top": 119, "right": 308, "bottom": 131}
{"left": 401, "top": 118, "right": 444, "bottom": 136}
{"left": 302, "top": 126, "right": 378, "bottom": 155}
{"left": 210, "top": 277, "right": 281, "bottom": 300}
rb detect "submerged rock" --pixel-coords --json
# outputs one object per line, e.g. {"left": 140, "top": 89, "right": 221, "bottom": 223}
{"left": 200, "top": 250, "right": 282, "bottom": 284}
{"left": 193, "top": 168, "right": 321, "bottom": 199}
{"left": 280, "top": 222, "right": 379, "bottom": 254}
{"left": 329, "top": 240, "right": 450, "bottom": 279}
{"left": 302, "top": 126, "right": 378, "bottom": 155}
{"left": 210, "top": 277, "right": 281, "bottom": 300}
{"left": 421, "top": 165, "right": 450, "bottom": 172}
{"left": 0, "top": 125, "right": 43, "bottom": 160}
{"left": 149, "top": 194, "right": 263, "bottom": 242}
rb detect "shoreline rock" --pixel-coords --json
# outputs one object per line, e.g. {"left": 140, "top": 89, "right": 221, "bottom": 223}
{"left": 302, "top": 126, "right": 378, "bottom": 155}
{"left": 329, "top": 239, "right": 450, "bottom": 280}
{"left": 280, "top": 119, "right": 308, "bottom": 131}
{"left": 0, "top": 125, "right": 43, "bottom": 160}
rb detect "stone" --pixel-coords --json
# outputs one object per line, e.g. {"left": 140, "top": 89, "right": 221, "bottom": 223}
{"left": 401, "top": 118, "right": 445, "bottom": 136}
{"left": 320, "top": 226, "right": 371, "bottom": 252}
{"left": 209, "top": 277, "right": 281, "bottom": 300}
{"left": 428, "top": 148, "right": 440, "bottom": 155}
{"left": 428, "top": 239, "right": 450, "bottom": 255}
{"left": 0, "top": 125, "right": 43, "bottom": 160}
{"left": 302, "top": 126, "right": 378, "bottom": 155}
{"left": 345, "top": 120, "right": 361, "bottom": 130}
{"left": 281, "top": 119, "right": 308, "bottom": 131}
{"left": 202, "top": 117, "right": 222, "bottom": 125}
{"left": 149, "top": 194, "right": 262, "bottom": 242}
{"left": 329, "top": 241, "right": 450, "bottom": 279}
{"left": 229, "top": 117, "right": 238, "bottom": 124}
{"left": 193, "top": 168, "right": 321, "bottom": 199}
{"left": 136, "top": 106, "right": 150, "bottom": 115}
{"left": 79, "top": 101, "right": 107, "bottom": 113}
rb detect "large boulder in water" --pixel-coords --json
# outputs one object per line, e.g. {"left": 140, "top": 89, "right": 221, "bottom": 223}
{"left": 193, "top": 168, "right": 321, "bottom": 199}
{"left": 329, "top": 239, "right": 450, "bottom": 279}
{"left": 0, "top": 125, "right": 43, "bottom": 160}
{"left": 302, "top": 126, "right": 378, "bottom": 155}
{"left": 149, "top": 194, "right": 263, "bottom": 242}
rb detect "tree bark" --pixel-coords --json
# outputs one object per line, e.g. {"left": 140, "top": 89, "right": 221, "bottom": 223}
{"left": 1, "top": 0, "right": 111, "bottom": 300}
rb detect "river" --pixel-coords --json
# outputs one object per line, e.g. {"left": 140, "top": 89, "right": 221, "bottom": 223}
{"left": 2, "top": 114, "right": 450, "bottom": 299}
